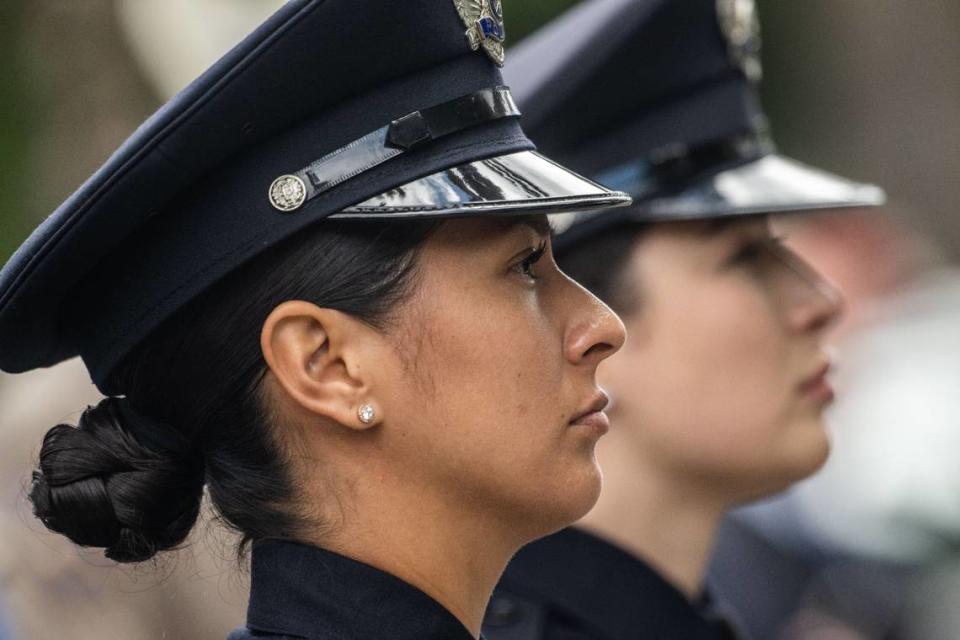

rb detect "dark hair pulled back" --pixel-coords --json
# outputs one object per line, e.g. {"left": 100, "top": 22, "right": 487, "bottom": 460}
{"left": 31, "top": 398, "right": 204, "bottom": 563}
{"left": 29, "top": 219, "right": 437, "bottom": 562}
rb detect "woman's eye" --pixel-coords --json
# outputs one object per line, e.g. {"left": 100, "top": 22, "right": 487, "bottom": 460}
{"left": 514, "top": 241, "right": 547, "bottom": 281}
{"left": 731, "top": 242, "right": 764, "bottom": 264}
{"left": 728, "top": 236, "right": 787, "bottom": 267}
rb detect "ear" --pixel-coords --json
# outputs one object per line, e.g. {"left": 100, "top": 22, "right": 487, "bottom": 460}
{"left": 260, "top": 301, "right": 382, "bottom": 430}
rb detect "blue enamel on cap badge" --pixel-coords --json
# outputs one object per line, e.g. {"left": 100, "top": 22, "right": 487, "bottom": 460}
{"left": 453, "top": 0, "right": 506, "bottom": 66}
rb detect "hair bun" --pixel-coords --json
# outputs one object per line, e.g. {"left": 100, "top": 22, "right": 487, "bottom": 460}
{"left": 29, "top": 398, "right": 205, "bottom": 563}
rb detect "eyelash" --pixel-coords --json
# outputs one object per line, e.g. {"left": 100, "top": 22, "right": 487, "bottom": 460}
{"left": 515, "top": 241, "right": 548, "bottom": 280}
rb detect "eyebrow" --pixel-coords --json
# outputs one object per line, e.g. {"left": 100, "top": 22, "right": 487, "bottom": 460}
{"left": 699, "top": 218, "right": 738, "bottom": 236}
{"left": 697, "top": 215, "right": 770, "bottom": 237}
{"left": 502, "top": 214, "right": 553, "bottom": 239}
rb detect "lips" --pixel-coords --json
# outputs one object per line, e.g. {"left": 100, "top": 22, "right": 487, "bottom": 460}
{"left": 570, "top": 391, "right": 609, "bottom": 424}
{"left": 569, "top": 391, "right": 611, "bottom": 436}
{"left": 799, "top": 361, "right": 834, "bottom": 403}
{"left": 800, "top": 362, "right": 830, "bottom": 389}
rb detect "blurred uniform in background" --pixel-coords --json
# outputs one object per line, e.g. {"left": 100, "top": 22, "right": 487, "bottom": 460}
{"left": 483, "top": 0, "right": 882, "bottom": 638}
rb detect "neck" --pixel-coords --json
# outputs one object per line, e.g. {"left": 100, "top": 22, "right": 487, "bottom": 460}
{"left": 578, "top": 429, "right": 729, "bottom": 600}
{"left": 305, "top": 461, "right": 520, "bottom": 639}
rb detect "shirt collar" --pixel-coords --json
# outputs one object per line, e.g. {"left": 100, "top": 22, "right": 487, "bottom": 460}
{"left": 246, "top": 539, "right": 478, "bottom": 640}
{"left": 498, "top": 527, "right": 739, "bottom": 640}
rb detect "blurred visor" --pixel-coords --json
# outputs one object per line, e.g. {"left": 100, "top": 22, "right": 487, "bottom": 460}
{"left": 638, "top": 154, "right": 886, "bottom": 220}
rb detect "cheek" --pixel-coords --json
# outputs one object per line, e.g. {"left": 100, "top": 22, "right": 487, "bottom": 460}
{"left": 613, "top": 279, "right": 821, "bottom": 484}
{"left": 380, "top": 283, "right": 600, "bottom": 525}
{"left": 635, "top": 280, "right": 789, "bottom": 419}
{"left": 421, "top": 293, "right": 561, "bottom": 438}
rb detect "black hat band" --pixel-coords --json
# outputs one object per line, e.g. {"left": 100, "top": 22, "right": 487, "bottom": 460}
{"left": 595, "top": 129, "right": 775, "bottom": 203}
{"left": 270, "top": 86, "right": 520, "bottom": 212}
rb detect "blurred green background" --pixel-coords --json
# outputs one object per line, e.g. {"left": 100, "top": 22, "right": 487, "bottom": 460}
{"left": 0, "top": 2, "right": 31, "bottom": 262}
{"left": 1, "top": 0, "right": 958, "bottom": 261}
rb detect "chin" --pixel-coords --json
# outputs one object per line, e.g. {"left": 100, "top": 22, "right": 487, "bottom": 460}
{"left": 799, "top": 425, "right": 832, "bottom": 478}
{"left": 760, "top": 420, "right": 832, "bottom": 499}
{"left": 539, "top": 459, "right": 604, "bottom": 537}
{"left": 732, "top": 420, "right": 832, "bottom": 504}
{"left": 574, "top": 458, "right": 605, "bottom": 518}
{"left": 794, "top": 413, "right": 832, "bottom": 474}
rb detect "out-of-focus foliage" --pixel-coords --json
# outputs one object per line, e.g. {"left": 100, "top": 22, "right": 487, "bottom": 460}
{"left": 505, "top": 0, "right": 580, "bottom": 42}
{"left": 0, "top": 1, "right": 157, "bottom": 265}
{"left": 0, "top": 1, "right": 31, "bottom": 263}
{"left": 756, "top": 0, "right": 960, "bottom": 257}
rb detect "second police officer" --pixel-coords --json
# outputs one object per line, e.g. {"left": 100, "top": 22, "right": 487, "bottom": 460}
{"left": 484, "top": 0, "right": 884, "bottom": 638}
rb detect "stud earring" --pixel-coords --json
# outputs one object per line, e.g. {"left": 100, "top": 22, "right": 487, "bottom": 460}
{"left": 358, "top": 404, "right": 377, "bottom": 425}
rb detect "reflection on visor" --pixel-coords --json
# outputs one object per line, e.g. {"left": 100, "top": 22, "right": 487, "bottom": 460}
{"left": 642, "top": 155, "right": 886, "bottom": 219}
{"left": 335, "top": 151, "right": 631, "bottom": 218}
{"left": 548, "top": 154, "right": 886, "bottom": 255}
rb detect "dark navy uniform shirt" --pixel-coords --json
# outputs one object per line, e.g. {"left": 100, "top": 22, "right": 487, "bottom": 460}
{"left": 484, "top": 528, "right": 741, "bottom": 640}
{"left": 228, "top": 539, "right": 479, "bottom": 640}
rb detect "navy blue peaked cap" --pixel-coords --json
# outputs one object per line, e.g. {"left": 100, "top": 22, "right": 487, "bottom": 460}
{"left": 0, "top": 0, "right": 629, "bottom": 394}
{"left": 505, "top": 0, "right": 885, "bottom": 248}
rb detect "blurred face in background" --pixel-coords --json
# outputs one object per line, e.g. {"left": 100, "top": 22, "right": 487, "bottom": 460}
{"left": 597, "top": 217, "right": 843, "bottom": 501}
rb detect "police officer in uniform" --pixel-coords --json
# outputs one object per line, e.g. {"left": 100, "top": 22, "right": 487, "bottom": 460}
{"left": 483, "top": 0, "right": 884, "bottom": 638}
{"left": 0, "top": 1, "right": 631, "bottom": 638}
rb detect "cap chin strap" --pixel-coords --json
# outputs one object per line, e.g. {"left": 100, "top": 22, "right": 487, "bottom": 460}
{"left": 270, "top": 86, "right": 520, "bottom": 212}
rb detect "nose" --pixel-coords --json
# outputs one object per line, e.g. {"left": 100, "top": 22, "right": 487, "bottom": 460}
{"left": 562, "top": 281, "right": 627, "bottom": 367}
{"left": 775, "top": 247, "right": 845, "bottom": 334}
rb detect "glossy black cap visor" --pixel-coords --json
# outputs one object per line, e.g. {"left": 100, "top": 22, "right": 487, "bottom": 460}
{"left": 551, "top": 154, "right": 885, "bottom": 254}
{"left": 337, "top": 151, "right": 631, "bottom": 218}
{"left": 635, "top": 154, "right": 885, "bottom": 220}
